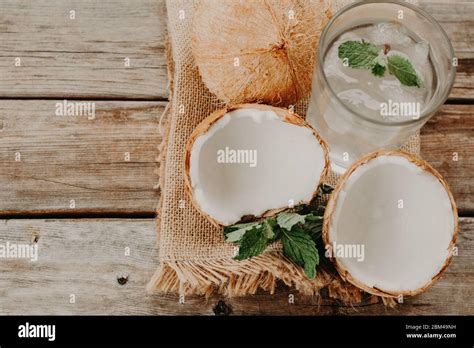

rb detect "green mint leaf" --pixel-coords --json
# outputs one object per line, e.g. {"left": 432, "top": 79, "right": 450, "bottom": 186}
{"left": 277, "top": 212, "right": 306, "bottom": 231}
{"left": 304, "top": 213, "right": 323, "bottom": 222}
{"left": 387, "top": 54, "right": 423, "bottom": 88}
{"left": 339, "top": 40, "right": 423, "bottom": 87}
{"left": 224, "top": 221, "right": 263, "bottom": 243}
{"left": 261, "top": 218, "right": 276, "bottom": 240}
{"left": 281, "top": 227, "right": 319, "bottom": 279}
{"left": 371, "top": 62, "right": 386, "bottom": 77}
{"left": 338, "top": 40, "right": 379, "bottom": 69}
{"left": 234, "top": 221, "right": 271, "bottom": 260}
{"left": 319, "top": 183, "right": 334, "bottom": 195}
{"left": 302, "top": 213, "right": 324, "bottom": 240}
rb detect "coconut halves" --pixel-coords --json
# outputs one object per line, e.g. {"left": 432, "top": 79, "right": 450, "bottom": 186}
{"left": 192, "top": 0, "right": 332, "bottom": 106}
{"left": 323, "top": 150, "right": 458, "bottom": 297}
{"left": 185, "top": 104, "right": 330, "bottom": 227}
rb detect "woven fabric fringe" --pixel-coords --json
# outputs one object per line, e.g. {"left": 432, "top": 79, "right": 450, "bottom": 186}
{"left": 148, "top": 0, "right": 412, "bottom": 309}
{"left": 147, "top": 251, "right": 368, "bottom": 304}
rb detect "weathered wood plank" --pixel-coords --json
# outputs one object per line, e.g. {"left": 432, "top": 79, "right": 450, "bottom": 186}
{"left": 0, "top": 102, "right": 471, "bottom": 215}
{"left": 421, "top": 104, "right": 474, "bottom": 215}
{"left": 0, "top": 100, "right": 163, "bottom": 216}
{"left": 0, "top": 219, "right": 160, "bottom": 315}
{"left": 0, "top": 218, "right": 471, "bottom": 315}
{"left": 418, "top": 1, "right": 474, "bottom": 100}
{"left": 0, "top": 0, "right": 168, "bottom": 99}
{"left": 0, "top": 0, "right": 472, "bottom": 100}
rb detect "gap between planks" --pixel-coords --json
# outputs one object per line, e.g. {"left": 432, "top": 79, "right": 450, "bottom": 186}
{"left": 0, "top": 0, "right": 472, "bottom": 99}
{"left": 0, "top": 218, "right": 471, "bottom": 315}
{"left": 0, "top": 101, "right": 471, "bottom": 217}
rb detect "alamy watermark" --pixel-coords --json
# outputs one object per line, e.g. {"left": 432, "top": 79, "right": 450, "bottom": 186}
{"left": 0, "top": 241, "right": 38, "bottom": 262}
{"left": 18, "top": 322, "right": 55, "bottom": 341}
{"left": 380, "top": 99, "right": 421, "bottom": 120}
{"left": 325, "top": 242, "right": 365, "bottom": 262}
{"left": 55, "top": 99, "right": 95, "bottom": 120}
{"left": 217, "top": 147, "right": 257, "bottom": 168}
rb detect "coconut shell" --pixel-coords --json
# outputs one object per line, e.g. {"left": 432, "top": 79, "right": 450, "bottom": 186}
{"left": 184, "top": 103, "right": 331, "bottom": 227}
{"left": 192, "top": 0, "right": 332, "bottom": 107}
{"left": 322, "top": 150, "right": 459, "bottom": 298}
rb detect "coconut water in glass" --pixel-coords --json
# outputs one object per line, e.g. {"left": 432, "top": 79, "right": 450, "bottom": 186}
{"left": 307, "top": 1, "right": 456, "bottom": 173}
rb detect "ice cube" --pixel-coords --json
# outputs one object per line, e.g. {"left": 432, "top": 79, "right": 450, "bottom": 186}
{"left": 404, "top": 41, "right": 430, "bottom": 71}
{"left": 324, "top": 41, "right": 359, "bottom": 83}
{"left": 398, "top": 42, "right": 431, "bottom": 91}
{"left": 387, "top": 49, "right": 410, "bottom": 61}
{"left": 380, "top": 79, "right": 421, "bottom": 104}
{"left": 337, "top": 89, "right": 381, "bottom": 111}
{"left": 338, "top": 31, "right": 362, "bottom": 42}
{"left": 368, "top": 23, "right": 412, "bottom": 46}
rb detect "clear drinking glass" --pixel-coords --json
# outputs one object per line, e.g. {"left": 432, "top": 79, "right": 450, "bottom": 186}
{"left": 307, "top": 0, "right": 456, "bottom": 173}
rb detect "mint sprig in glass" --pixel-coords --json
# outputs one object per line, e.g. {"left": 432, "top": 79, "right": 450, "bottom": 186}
{"left": 338, "top": 39, "right": 423, "bottom": 88}
{"left": 306, "top": 1, "right": 456, "bottom": 173}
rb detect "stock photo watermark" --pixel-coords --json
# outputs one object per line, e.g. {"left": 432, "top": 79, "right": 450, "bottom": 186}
{"left": 55, "top": 99, "right": 96, "bottom": 120}
{"left": 18, "top": 322, "right": 55, "bottom": 341}
{"left": 325, "top": 242, "right": 365, "bottom": 262}
{"left": 217, "top": 147, "right": 257, "bottom": 168}
{"left": 380, "top": 100, "right": 421, "bottom": 120}
{"left": 0, "top": 241, "right": 38, "bottom": 262}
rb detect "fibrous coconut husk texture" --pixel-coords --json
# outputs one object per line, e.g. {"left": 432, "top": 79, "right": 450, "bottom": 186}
{"left": 192, "top": 0, "right": 333, "bottom": 107}
{"left": 149, "top": 0, "right": 420, "bottom": 308}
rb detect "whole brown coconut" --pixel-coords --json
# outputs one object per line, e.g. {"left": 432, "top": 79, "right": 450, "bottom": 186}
{"left": 192, "top": 0, "right": 333, "bottom": 107}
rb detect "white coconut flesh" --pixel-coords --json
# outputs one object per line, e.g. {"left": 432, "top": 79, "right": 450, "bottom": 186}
{"left": 328, "top": 155, "right": 455, "bottom": 294}
{"left": 189, "top": 108, "right": 326, "bottom": 226}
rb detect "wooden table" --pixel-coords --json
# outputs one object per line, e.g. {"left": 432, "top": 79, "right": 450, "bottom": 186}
{"left": 0, "top": 0, "right": 472, "bottom": 315}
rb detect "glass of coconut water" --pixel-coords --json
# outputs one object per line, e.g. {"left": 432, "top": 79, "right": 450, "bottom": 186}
{"left": 307, "top": 0, "right": 456, "bottom": 173}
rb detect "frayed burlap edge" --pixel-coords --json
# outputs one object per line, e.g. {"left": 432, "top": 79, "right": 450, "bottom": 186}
{"left": 149, "top": 10, "right": 397, "bottom": 308}
{"left": 147, "top": 250, "right": 371, "bottom": 305}
{"left": 154, "top": 36, "right": 174, "bottom": 242}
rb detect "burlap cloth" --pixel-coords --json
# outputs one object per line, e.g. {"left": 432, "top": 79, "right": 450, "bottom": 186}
{"left": 148, "top": 0, "right": 420, "bottom": 305}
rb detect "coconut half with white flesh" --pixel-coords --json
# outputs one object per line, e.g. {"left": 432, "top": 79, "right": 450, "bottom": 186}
{"left": 323, "top": 151, "right": 458, "bottom": 297}
{"left": 185, "top": 104, "right": 330, "bottom": 227}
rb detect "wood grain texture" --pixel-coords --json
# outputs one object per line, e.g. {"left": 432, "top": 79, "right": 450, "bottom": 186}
{"left": 0, "top": 102, "right": 471, "bottom": 215}
{"left": 0, "top": 218, "right": 471, "bottom": 315}
{"left": 418, "top": 1, "right": 474, "bottom": 100}
{"left": 421, "top": 104, "right": 474, "bottom": 215}
{"left": 0, "top": 0, "right": 472, "bottom": 317}
{"left": 0, "top": 100, "right": 163, "bottom": 216}
{"left": 0, "top": 0, "right": 471, "bottom": 100}
{"left": 0, "top": 0, "right": 168, "bottom": 99}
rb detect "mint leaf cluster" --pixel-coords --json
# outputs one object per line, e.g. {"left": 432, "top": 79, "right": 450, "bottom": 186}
{"left": 223, "top": 184, "right": 333, "bottom": 279}
{"left": 338, "top": 40, "right": 423, "bottom": 88}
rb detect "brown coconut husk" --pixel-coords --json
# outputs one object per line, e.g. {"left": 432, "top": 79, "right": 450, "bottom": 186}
{"left": 192, "top": 0, "right": 333, "bottom": 107}
{"left": 322, "top": 150, "right": 459, "bottom": 298}
{"left": 149, "top": 0, "right": 406, "bottom": 306}
{"left": 184, "top": 103, "right": 331, "bottom": 227}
